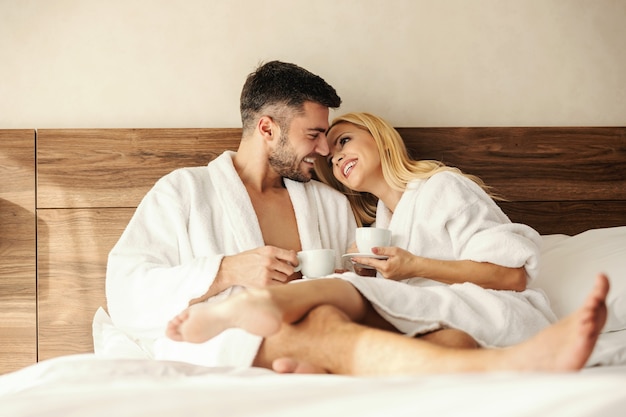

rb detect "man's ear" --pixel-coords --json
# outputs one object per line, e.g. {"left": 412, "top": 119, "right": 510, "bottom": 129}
{"left": 258, "top": 116, "right": 275, "bottom": 141}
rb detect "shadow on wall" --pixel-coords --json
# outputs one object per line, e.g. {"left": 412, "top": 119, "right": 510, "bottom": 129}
{"left": 0, "top": 196, "right": 38, "bottom": 309}
{"left": 0, "top": 197, "right": 40, "bottom": 373}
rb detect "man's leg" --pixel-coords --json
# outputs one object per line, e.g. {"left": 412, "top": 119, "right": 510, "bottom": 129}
{"left": 419, "top": 329, "right": 479, "bottom": 349}
{"left": 258, "top": 273, "right": 609, "bottom": 376}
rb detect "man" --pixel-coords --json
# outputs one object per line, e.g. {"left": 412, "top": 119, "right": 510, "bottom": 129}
{"left": 104, "top": 60, "right": 356, "bottom": 366}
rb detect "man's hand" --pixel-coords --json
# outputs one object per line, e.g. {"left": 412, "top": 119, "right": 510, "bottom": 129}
{"left": 218, "top": 245, "right": 301, "bottom": 288}
{"left": 189, "top": 246, "right": 301, "bottom": 306}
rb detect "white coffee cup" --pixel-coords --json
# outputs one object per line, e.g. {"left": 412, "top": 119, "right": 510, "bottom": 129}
{"left": 294, "top": 248, "right": 336, "bottom": 278}
{"left": 355, "top": 227, "right": 392, "bottom": 254}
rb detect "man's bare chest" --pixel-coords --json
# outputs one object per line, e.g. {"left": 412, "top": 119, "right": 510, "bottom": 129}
{"left": 249, "top": 190, "right": 302, "bottom": 252}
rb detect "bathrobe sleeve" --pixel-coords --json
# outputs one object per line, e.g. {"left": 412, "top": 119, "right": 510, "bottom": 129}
{"left": 391, "top": 171, "right": 542, "bottom": 282}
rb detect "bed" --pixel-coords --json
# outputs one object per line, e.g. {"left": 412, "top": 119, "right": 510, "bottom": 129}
{"left": 1, "top": 127, "right": 625, "bottom": 416}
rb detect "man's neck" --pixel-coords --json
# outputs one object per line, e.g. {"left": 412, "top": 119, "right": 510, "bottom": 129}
{"left": 233, "top": 138, "right": 284, "bottom": 193}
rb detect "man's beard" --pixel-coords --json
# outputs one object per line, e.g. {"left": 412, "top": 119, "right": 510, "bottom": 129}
{"left": 268, "top": 131, "right": 312, "bottom": 183}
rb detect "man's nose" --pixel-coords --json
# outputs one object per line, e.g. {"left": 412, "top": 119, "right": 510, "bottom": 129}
{"left": 316, "top": 135, "right": 330, "bottom": 156}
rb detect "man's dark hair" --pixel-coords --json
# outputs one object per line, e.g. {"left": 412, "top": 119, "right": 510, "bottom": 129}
{"left": 240, "top": 61, "right": 341, "bottom": 134}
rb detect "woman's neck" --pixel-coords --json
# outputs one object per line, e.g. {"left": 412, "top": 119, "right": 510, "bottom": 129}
{"left": 374, "top": 187, "right": 403, "bottom": 213}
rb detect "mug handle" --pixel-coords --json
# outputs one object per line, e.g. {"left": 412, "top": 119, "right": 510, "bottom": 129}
{"left": 293, "top": 254, "right": 302, "bottom": 272}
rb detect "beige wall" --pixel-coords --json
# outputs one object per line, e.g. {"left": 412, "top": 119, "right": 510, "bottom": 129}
{"left": 1, "top": 0, "right": 624, "bottom": 128}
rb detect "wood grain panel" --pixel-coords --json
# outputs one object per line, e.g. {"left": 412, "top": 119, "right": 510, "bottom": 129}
{"left": 398, "top": 127, "right": 626, "bottom": 202}
{"left": 37, "top": 128, "right": 242, "bottom": 209}
{"left": 37, "top": 208, "right": 134, "bottom": 360}
{"left": 0, "top": 129, "right": 37, "bottom": 375}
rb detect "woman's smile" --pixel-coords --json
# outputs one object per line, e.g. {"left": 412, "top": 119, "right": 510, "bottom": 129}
{"left": 341, "top": 159, "right": 357, "bottom": 178}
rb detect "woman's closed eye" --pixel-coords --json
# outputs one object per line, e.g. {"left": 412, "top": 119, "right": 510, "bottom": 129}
{"left": 339, "top": 136, "right": 351, "bottom": 147}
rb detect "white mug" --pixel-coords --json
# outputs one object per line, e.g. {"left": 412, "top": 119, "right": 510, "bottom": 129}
{"left": 355, "top": 227, "right": 392, "bottom": 254}
{"left": 294, "top": 249, "right": 336, "bottom": 278}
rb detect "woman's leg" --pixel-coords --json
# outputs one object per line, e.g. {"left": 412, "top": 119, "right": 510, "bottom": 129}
{"left": 166, "top": 278, "right": 369, "bottom": 343}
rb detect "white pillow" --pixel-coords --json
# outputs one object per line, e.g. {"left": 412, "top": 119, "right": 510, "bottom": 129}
{"left": 534, "top": 226, "right": 626, "bottom": 333}
{"left": 587, "top": 330, "right": 626, "bottom": 367}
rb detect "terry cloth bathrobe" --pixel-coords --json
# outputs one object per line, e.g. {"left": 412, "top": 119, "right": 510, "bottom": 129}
{"left": 340, "top": 171, "right": 557, "bottom": 347}
{"left": 100, "top": 151, "right": 356, "bottom": 367}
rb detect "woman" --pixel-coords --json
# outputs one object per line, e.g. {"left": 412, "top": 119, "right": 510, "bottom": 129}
{"left": 167, "top": 112, "right": 556, "bottom": 349}
{"left": 317, "top": 112, "right": 531, "bottom": 291}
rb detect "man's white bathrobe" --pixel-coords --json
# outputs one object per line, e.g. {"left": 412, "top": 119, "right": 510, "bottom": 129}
{"left": 340, "top": 171, "right": 557, "bottom": 347}
{"left": 100, "top": 151, "right": 357, "bottom": 366}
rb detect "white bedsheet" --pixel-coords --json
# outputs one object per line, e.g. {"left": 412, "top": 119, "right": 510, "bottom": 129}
{"left": 1, "top": 355, "right": 625, "bottom": 417}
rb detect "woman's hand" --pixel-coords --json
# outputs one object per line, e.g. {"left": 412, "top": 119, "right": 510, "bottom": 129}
{"left": 350, "top": 246, "right": 527, "bottom": 291}
{"left": 350, "top": 246, "right": 419, "bottom": 280}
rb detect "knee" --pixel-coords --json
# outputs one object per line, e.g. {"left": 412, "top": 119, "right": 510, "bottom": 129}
{"left": 447, "top": 330, "right": 480, "bottom": 349}
{"left": 420, "top": 328, "right": 480, "bottom": 349}
{"left": 306, "top": 304, "right": 351, "bottom": 323}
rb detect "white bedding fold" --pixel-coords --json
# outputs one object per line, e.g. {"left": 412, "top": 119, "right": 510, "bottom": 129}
{"left": 2, "top": 355, "right": 625, "bottom": 417}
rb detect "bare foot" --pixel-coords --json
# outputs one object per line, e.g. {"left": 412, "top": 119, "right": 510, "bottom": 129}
{"left": 165, "top": 288, "right": 283, "bottom": 343}
{"left": 500, "top": 273, "right": 609, "bottom": 372}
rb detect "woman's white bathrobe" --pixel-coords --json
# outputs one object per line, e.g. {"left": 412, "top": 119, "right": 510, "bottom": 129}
{"left": 100, "top": 151, "right": 356, "bottom": 366}
{"left": 340, "top": 171, "right": 557, "bottom": 347}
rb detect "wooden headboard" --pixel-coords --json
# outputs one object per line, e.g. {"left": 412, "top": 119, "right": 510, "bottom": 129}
{"left": 1, "top": 127, "right": 625, "bottom": 374}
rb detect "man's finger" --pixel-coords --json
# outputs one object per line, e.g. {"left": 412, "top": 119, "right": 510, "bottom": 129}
{"left": 268, "top": 246, "right": 299, "bottom": 264}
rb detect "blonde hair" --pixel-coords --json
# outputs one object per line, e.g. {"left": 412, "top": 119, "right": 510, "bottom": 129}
{"left": 315, "top": 112, "right": 499, "bottom": 226}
